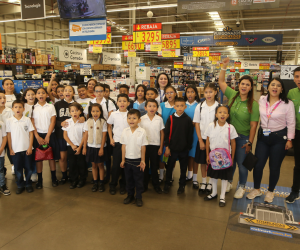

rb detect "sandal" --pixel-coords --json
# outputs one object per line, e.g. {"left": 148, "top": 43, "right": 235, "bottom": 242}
{"left": 204, "top": 194, "right": 218, "bottom": 201}
{"left": 219, "top": 198, "right": 226, "bottom": 207}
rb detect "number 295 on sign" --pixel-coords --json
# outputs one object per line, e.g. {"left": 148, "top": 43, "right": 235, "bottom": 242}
{"left": 193, "top": 51, "right": 209, "bottom": 57}
{"left": 134, "top": 31, "right": 161, "bottom": 43}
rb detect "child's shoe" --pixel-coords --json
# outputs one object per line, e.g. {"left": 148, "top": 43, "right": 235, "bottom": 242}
{"left": 0, "top": 185, "right": 11, "bottom": 195}
{"left": 92, "top": 183, "right": 98, "bottom": 192}
{"left": 26, "top": 186, "right": 34, "bottom": 193}
{"left": 36, "top": 182, "right": 43, "bottom": 189}
{"left": 154, "top": 186, "right": 162, "bottom": 194}
{"left": 193, "top": 181, "right": 199, "bottom": 189}
{"left": 177, "top": 185, "right": 185, "bottom": 195}
{"left": 204, "top": 194, "right": 218, "bottom": 201}
{"left": 16, "top": 187, "right": 25, "bottom": 194}
{"left": 77, "top": 181, "right": 85, "bottom": 188}
{"left": 198, "top": 183, "right": 206, "bottom": 194}
{"left": 219, "top": 199, "right": 226, "bottom": 207}
{"left": 163, "top": 184, "right": 171, "bottom": 194}
{"left": 69, "top": 182, "right": 77, "bottom": 189}
{"left": 136, "top": 198, "right": 143, "bottom": 207}
{"left": 120, "top": 186, "right": 126, "bottom": 195}
{"left": 123, "top": 195, "right": 135, "bottom": 204}
{"left": 98, "top": 183, "right": 105, "bottom": 192}
{"left": 205, "top": 183, "right": 212, "bottom": 194}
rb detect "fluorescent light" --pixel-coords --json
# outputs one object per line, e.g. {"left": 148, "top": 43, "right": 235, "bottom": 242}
{"left": 283, "top": 42, "right": 300, "bottom": 44}
{"left": 180, "top": 31, "right": 214, "bottom": 35}
{"left": 107, "top": 4, "right": 177, "bottom": 12}
{"left": 214, "top": 21, "right": 223, "bottom": 26}
{"left": 208, "top": 12, "right": 219, "bottom": 15}
{"left": 35, "top": 38, "right": 69, "bottom": 42}
{"left": 0, "top": 15, "right": 60, "bottom": 23}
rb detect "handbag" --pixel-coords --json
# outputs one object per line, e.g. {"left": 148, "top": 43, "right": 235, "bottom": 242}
{"left": 35, "top": 145, "right": 54, "bottom": 161}
{"left": 209, "top": 125, "right": 232, "bottom": 170}
{"left": 163, "top": 115, "right": 173, "bottom": 163}
{"left": 242, "top": 151, "right": 258, "bottom": 171}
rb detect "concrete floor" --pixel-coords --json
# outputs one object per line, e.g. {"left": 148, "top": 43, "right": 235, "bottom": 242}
{"left": 0, "top": 88, "right": 299, "bottom": 249}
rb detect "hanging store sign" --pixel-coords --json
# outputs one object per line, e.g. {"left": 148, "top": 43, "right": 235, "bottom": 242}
{"left": 234, "top": 62, "right": 241, "bottom": 69}
{"left": 193, "top": 47, "right": 209, "bottom": 57}
{"left": 150, "top": 42, "right": 162, "bottom": 51}
{"left": 174, "top": 62, "right": 183, "bottom": 69}
{"left": 87, "top": 27, "right": 112, "bottom": 45}
{"left": 162, "top": 33, "right": 180, "bottom": 49}
{"left": 122, "top": 35, "right": 144, "bottom": 50}
{"left": 259, "top": 63, "right": 270, "bottom": 70}
{"left": 177, "top": 0, "right": 280, "bottom": 14}
{"left": 209, "top": 53, "right": 221, "bottom": 61}
{"left": 214, "top": 26, "right": 241, "bottom": 40}
{"left": 102, "top": 52, "right": 121, "bottom": 65}
{"left": 133, "top": 23, "right": 162, "bottom": 43}
{"left": 58, "top": 46, "right": 87, "bottom": 63}
{"left": 21, "top": 0, "right": 45, "bottom": 20}
{"left": 128, "top": 50, "right": 136, "bottom": 57}
{"left": 89, "top": 44, "right": 102, "bottom": 53}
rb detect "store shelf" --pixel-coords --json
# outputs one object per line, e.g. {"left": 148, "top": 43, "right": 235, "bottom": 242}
{"left": 0, "top": 63, "right": 52, "bottom": 67}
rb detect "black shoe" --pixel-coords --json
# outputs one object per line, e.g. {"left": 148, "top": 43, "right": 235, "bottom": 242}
{"left": 193, "top": 181, "right": 199, "bottom": 189}
{"left": 154, "top": 186, "right": 162, "bottom": 194}
{"left": 92, "top": 183, "right": 98, "bottom": 192}
{"left": 77, "top": 181, "right": 85, "bottom": 188}
{"left": 177, "top": 185, "right": 185, "bottom": 195}
{"left": 59, "top": 178, "right": 67, "bottom": 185}
{"left": 16, "top": 187, "right": 25, "bottom": 194}
{"left": 198, "top": 183, "right": 206, "bottom": 195}
{"left": 205, "top": 183, "right": 212, "bottom": 195}
{"left": 98, "top": 183, "right": 105, "bottom": 192}
{"left": 136, "top": 198, "right": 143, "bottom": 207}
{"left": 286, "top": 191, "right": 300, "bottom": 203}
{"left": 52, "top": 180, "right": 59, "bottom": 187}
{"left": 36, "top": 182, "right": 43, "bottom": 189}
{"left": 90, "top": 178, "right": 94, "bottom": 184}
{"left": 219, "top": 199, "right": 226, "bottom": 207}
{"left": 204, "top": 194, "right": 218, "bottom": 201}
{"left": 142, "top": 187, "right": 148, "bottom": 193}
{"left": 109, "top": 188, "right": 116, "bottom": 195}
{"left": 123, "top": 195, "right": 135, "bottom": 204}
{"left": 163, "top": 184, "right": 171, "bottom": 194}
{"left": 69, "top": 182, "right": 77, "bottom": 189}
{"left": 186, "top": 177, "right": 193, "bottom": 182}
{"left": 120, "top": 186, "right": 127, "bottom": 195}
{"left": 26, "top": 186, "right": 34, "bottom": 193}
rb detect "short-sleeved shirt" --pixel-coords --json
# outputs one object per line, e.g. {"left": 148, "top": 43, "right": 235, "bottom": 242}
{"left": 140, "top": 114, "right": 164, "bottom": 146}
{"left": 225, "top": 86, "right": 259, "bottom": 136}
{"left": 62, "top": 118, "right": 85, "bottom": 146}
{"left": 204, "top": 122, "right": 238, "bottom": 153}
{"left": 76, "top": 98, "right": 91, "bottom": 110}
{"left": 0, "top": 107, "right": 13, "bottom": 125}
{"left": 83, "top": 98, "right": 116, "bottom": 120}
{"left": 5, "top": 94, "right": 16, "bottom": 109}
{"left": 23, "top": 103, "right": 33, "bottom": 118}
{"left": 0, "top": 121, "right": 7, "bottom": 157}
{"left": 83, "top": 120, "right": 107, "bottom": 148}
{"left": 32, "top": 102, "right": 56, "bottom": 133}
{"left": 120, "top": 127, "right": 148, "bottom": 159}
{"left": 287, "top": 87, "right": 300, "bottom": 131}
{"left": 6, "top": 116, "right": 35, "bottom": 153}
{"left": 106, "top": 110, "right": 129, "bottom": 143}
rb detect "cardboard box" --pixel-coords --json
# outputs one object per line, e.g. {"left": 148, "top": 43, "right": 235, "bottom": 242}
{"left": 103, "top": 65, "right": 110, "bottom": 70}
{"left": 36, "top": 68, "right": 44, "bottom": 74}
{"left": 36, "top": 55, "right": 42, "bottom": 65}
{"left": 16, "top": 59, "right": 24, "bottom": 64}
{"left": 42, "top": 55, "right": 48, "bottom": 65}
{"left": 93, "top": 64, "right": 103, "bottom": 70}
{"left": 16, "top": 53, "right": 23, "bottom": 59}
{"left": 26, "top": 69, "right": 35, "bottom": 74}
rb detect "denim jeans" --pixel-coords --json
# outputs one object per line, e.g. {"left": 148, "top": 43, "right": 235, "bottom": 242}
{"left": 0, "top": 157, "right": 5, "bottom": 186}
{"left": 231, "top": 134, "right": 249, "bottom": 187}
{"left": 253, "top": 128, "right": 287, "bottom": 192}
{"left": 12, "top": 151, "right": 33, "bottom": 188}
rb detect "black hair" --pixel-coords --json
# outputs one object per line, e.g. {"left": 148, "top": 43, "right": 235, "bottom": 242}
{"left": 12, "top": 100, "right": 24, "bottom": 108}
{"left": 103, "top": 84, "right": 110, "bottom": 91}
{"left": 56, "top": 85, "right": 65, "bottom": 92}
{"left": 267, "top": 78, "right": 289, "bottom": 104}
{"left": 145, "top": 98, "right": 158, "bottom": 108}
{"left": 293, "top": 67, "right": 300, "bottom": 75}
{"left": 117, "top": 93, "right": 129, "bottom": 102}
{"left": 134, "top": 84, "right": 147, "bottom": 101}
{"left": 155, "top": 73, "right": 171, "bottom": 90}
{"left": 204, "top": 82, "right": 219, "bottom": 102}
{"left": 36, "top": 87, "right": 47, "bottom": 94}
{"left": 78, "top": 84, "right": 87, "bottom": 90}
{"left": 146, "top": 88, "right": 158, "bottom": 96}
{"left": 94, "top": 83, "right": 105, "bottom": 92}
{"left": 88, "top": 103, "right": 105, "bottom": 121}
{"left": 87, "top": 79, "right": 97, "bottom": 86}
{"left": 163, "top": 85, "right": 177, "bottom": 102}
{"left": 184, "top": 84, "right": 201, "bottom": 103}
{"left": 22, "top": 88, "right": 37, "bottom": 104}
{"left": 128, "top": 109, "right": 141, "bottom": 119}
{"left": 174, "top": 97, "right": 186, "bottom": 104}
{"left": 214, "top": 105, "right": 230, "bottom": 126}
{"left": 2, "top": 78, "right": 14, "bottom": 88}
{"left": 1, "top": 78, "right": 21, "bottom": 100}
{"left": 69, "top": 102, "right": 83, "bottom": 113}
{"left": 0, "top": 90, "right": 5, "bottom": 94}
{"left": 119, "top": 84, "right": 129, "bottom": 91}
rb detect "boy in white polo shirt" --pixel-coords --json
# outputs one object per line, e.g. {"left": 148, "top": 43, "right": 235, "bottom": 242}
{"left": 6, "top": 100, "right": 34, "bottom": 194}
{"left": 120, "top": 109, "right": 148, "bottom": 207}
{"left": 107, "top": 93, "right": 130, "bottom": 195}
{"left": 140, "top": 99, "right": 164, "bottom": 194}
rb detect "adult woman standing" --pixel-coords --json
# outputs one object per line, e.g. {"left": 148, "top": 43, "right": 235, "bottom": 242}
{"left": 219, "top": 57, "right": 259, "bottom": 199}
{"left": 86, "top": 79, "right": 97, "bottom": 98}
{"left": 247, "top": 78, "right": 295, "bottom": 203}
{"left": 155, "top": 73, "right": 171, "bottom": 103}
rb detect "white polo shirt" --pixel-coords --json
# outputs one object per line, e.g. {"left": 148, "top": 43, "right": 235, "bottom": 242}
{"left": 32, "top": 102, "right": 56, "bottom": 133}
{"left": 0, "top": 121, "right": 7, "bottom": 157}
{"left": 120, "top": 126, "right": 148, "bottom": 159}
{"left": 139, "top": 114, "right": 164, "bottom": 146}
{"left": 23, "top": 103, "right": 33, "bottom": 118}
{"left": 6, "top": 116, "right": 35, "bottom": 153}
{"left": 5, "top": 94, "right": 16, "bottom": 109}
{"left": 83, "top": 119, "right": 107, "bottom": 148}
{"left": 193, "top": 101, "right": 219, "bottom": 140}
{"left": 62, "top": 118, "right": 85, "bottom": 146}
{"left": 83, "top": 98, "right": 116, "bottom": 120}
{"left": 204, "top": 122, "right": 238, "bottom": 153}
{"left": 107, "top": 110, "right": 129, "bottom": 143}
{"left": 0, "top": 107, "right": 13, "bottom": 125}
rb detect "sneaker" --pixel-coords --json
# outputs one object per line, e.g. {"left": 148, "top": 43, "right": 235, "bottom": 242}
{"left": 264, "top": 191, "right": 275, "bottom": 203}
{"left": 286, "top": 191, "right": 300, "bottom": 204}
{"left": 247, "top": 189, "right": 263, "bottom": 200}
{"left": 234, "top": 186, "right": 245, "bottom": 199}
{"left": 31, "top": 173, "right": 38, "bottom": 182}
{"left": 11, "top": 165, "right": 15, "bottom": 175}
{"left": 88, "top": 167, "right": 92, "bottom": 172}
{"left": 0, "top": 185, "right": 11, "bottom": 195}
{"left": 226, "top": 182, "right": 232, "bottom": 193}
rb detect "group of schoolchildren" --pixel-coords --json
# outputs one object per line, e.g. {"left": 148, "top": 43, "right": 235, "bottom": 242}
{"left": 0, "top": 72, "right": 238, "bottom": 208}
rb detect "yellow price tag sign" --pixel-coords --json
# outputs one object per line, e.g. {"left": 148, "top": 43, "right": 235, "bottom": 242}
{"left": 150, "top": 42, "right": 162, "bottom": 51}
{"left": 193, "top": 51, "right": 209, "bottom": 57}
{"left": 133, "top": 30, "right": 161, "bottom": 43}
{"left": 93, "top": 45, "right": 102, "bottom": 53}
{"left": 128, "top": 50, "right": 136, "bottom": 57}
{"left": 209, "top": 56, "right": 220, "bottom": 61}
{"left": 162, "top": 50, "right": 172, "bottom": 57}
{"left": 162, "top": 39, "right": 180, "bottom": 49}
{"left": 87, "top": 33, "right": 111, "bottom": 45}
{"left": 122, "top": 41, "right": 144, "bottom": 50}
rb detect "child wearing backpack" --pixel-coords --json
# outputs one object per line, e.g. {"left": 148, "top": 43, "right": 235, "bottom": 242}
{"left": 204, "top": 105, "right": 238, "bottom": 207}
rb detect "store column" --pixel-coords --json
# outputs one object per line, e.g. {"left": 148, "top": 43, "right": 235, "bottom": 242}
{"left": 295, "top": 33, "right": 300, "bottom": 65}
{"left": 129, "top": 3, "right": 136, "bottom": 80}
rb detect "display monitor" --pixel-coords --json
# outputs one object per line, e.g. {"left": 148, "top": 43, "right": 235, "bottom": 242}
{"left": 57, "top": 0, "right": 106, "bottom": 19}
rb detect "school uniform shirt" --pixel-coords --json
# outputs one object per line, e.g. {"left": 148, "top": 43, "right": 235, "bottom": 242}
{"left": 106, "top": 110, "right": 129, "bottom": 143}
{"left": 5, "top": 94, "right": 16, "bottom": 109}
{"left": 120, "top": 127, "right": 148, "bottom": 159}
{"left": 6, "top": 116, "right": 35, "bottom": 153}
{"left": 0, "top": 121, "right": 6, "bottom": 157}
{"left": 83, "top": 120, "right": 107, "bottom": 148}
{"left": 76, "top": 98, "right": 91, "bottom": 110}
{"left": 23, "top": 103, "right": 33, "bottom": 118}
{"left": 193, "top": 101, "right": 219, "bottom": 140}
{"left": 133, "top": 100, "right": 147, "bottom": 116}
{"left": 139, "top": 114, "right": 164, "bottom": 146}
{"left": 32, "top": 102, "right": 56, "bottom": 133}
{"left": 160, "top": 101, "right": 176, "bottom": 125}
{"left": 0, "top": 107, "right": 13, "bottom": 125}
{"left": 204, "top": 122, "right": 238, "bottom": 153}
{"left": 62, "top": 118, "right": 85, "bottom": 146}
{"left": 83, "top": 98, "right": 116, "bottom": 120}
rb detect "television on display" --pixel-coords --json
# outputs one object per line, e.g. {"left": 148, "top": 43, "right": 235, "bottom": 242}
{"left": 57, "top": 0, "right": 106, "bottom": 19}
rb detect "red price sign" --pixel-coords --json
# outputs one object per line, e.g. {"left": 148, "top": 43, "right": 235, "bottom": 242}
{"left": 193, "top": 47, "right": 210, "bottom": 51}
{"left": 193, "top": 51, "right": 209, "bottom": 57}
{"left": 133, "top": 30, "right": 161, "bottom": 43}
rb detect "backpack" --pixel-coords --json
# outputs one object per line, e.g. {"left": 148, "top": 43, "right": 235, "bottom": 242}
{"left": 209, "top": 125, "right": 232, "bottom": 170}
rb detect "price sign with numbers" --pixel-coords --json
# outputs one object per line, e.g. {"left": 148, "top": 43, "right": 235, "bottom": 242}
{"left": 87, "top": 33, "right": 111, "bottom": 45}
{"left": 193, "top": 51, "right": 209, "bottom": 57}
{"left": 162, "top": 39, "right": 180, "bottom": 49}
{"left": 174, "top": 62, "right": 183, "bottom": 69}
{"left": 151, "top": 42, "right": 162, "bottom": 51}
{"left": 162, "top": 50, "right": 172, "bottom": 57}
{"left": 128, "top": 50, "right": 136, "bottom": 57}
{"left": 259, "top": 63, "right": 270, "bottom": 70}
{"left": 133, "top": 30, "right": 161, "bottom": 43}
{"left": 122, "top": 41, "right": 144, "bottom": 50}
{"left": 209, "top": 56, "right": 221, "bottom": 61}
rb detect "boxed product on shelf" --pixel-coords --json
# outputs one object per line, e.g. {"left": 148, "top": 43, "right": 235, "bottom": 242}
{"left": 36, "top": 68, "right": 44, "bottom": 74}
{"left": 92, "top": 64, "right": 103, "bottom": 70}
{"left": 16, "top": 59, "right": 24, "bottom": 64}
{"left": 26, "top": 69, "right": 35, "bottom": 74}
{"left": 103, "top": 65, "right": 110, "bottom": 70}
{"left": 4, "top": 70, "right": 13, "bottom": 77}
{"left": 72, "top": 64, "right": 80, "bottom": 70}
{"left": 42, "top": 55, "right": 48, "bottom": 65}
{"left": 36, "top": 55, "right": 42, "bottom": 64}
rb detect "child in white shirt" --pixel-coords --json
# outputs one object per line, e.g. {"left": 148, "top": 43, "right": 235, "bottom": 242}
{"left": 0, "top": 120, "right": 9, "bottom": 196}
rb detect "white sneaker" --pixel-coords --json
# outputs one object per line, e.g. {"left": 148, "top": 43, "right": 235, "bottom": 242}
{"left": 264, "top": 191, "right": 275, "bottom": 203}
{"left": 234, "top": 186, "right": 245, "bottom": 199}
{"left": 88, "top": 167, "right": 92, "bottom": 172}
{"left": 226, "top": 182, "right": 232, "bottom": 193}
{"left": 11, "top": 165, "right": 15, "bottom": 175}
{"left": 246, "top": 189, "right": 262, "bottom": 199}
{"left": 31, "top": 173, "right": 38, "bottom": 182}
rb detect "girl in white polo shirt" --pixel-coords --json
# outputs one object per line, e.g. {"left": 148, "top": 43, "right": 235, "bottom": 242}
{"left": 2, "top": 78, "right": 19, "bottom": 109}
{"left": 31, "top": 87, "right": 60, "bottom": 189}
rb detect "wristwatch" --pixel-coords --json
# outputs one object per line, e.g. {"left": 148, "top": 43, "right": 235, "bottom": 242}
{"left": 247, "top": 141, "right": 252, "bottom": 146}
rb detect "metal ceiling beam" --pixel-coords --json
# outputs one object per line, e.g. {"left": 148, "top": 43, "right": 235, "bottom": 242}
{"left": 178, "top": 15, "right": 196, "bottom": 32}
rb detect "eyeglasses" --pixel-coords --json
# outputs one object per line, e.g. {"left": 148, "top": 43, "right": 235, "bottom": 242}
{"left": 95, "top": 90, "right": 104, "bottom": 93}
{"left": 165, "top": 92, "right": 175, "bottom": 95}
